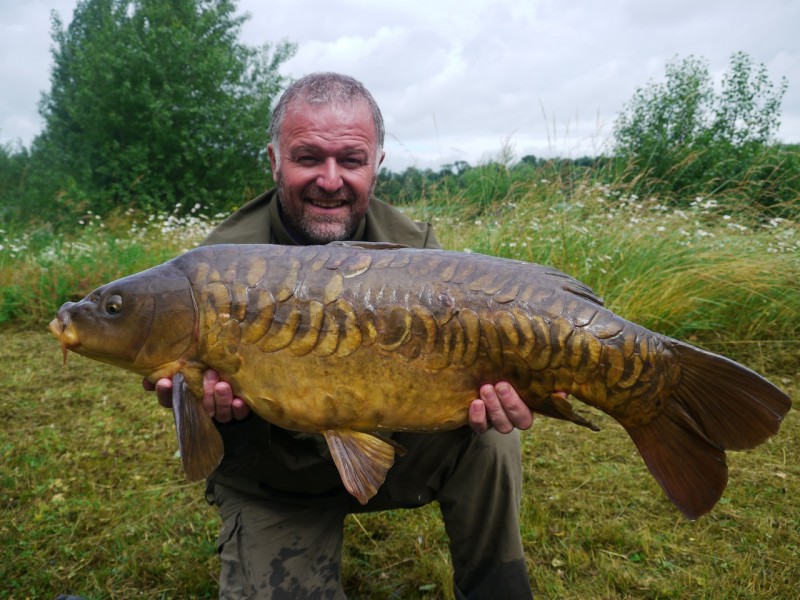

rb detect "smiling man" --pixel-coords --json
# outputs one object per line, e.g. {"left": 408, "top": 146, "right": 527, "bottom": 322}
{"left": 148, "top": 72, "right": 535, "bottom": 599}
{"left": 270, "top": 93, "right": 380, "bottom": 243}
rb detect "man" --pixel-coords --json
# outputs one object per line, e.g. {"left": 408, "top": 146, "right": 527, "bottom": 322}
{"left": 147, "top": 72, "right": 535, "bottom": 599}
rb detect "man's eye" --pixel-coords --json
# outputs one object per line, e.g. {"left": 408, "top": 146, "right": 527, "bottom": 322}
{"left": 342, "top": 157, "right": 363, "bottom": 167}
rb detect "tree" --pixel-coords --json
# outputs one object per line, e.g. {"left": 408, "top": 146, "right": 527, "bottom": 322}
{"left": 35, "top": 0, "right": 295, "bottom": 217}
{"left": 0, "top": 142, "right": 30, "bottom": 223}
{"left": 612, "top": 52, "right": 789, "bottom": 207}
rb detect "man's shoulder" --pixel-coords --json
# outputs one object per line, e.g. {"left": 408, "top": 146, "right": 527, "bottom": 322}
{"left": 203, "top": 189, "right": 277, "bottom": 245}
{"left": 365, "top": 198, "right": 440, "bottom": 249}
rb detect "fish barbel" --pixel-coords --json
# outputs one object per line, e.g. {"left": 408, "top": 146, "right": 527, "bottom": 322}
{"left": 49, "top": 243, "right": 791, "bottom": 518}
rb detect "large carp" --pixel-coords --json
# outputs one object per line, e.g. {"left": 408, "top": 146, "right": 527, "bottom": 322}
{"left": 49, "top": 243, "right": 790, "bottom": 519}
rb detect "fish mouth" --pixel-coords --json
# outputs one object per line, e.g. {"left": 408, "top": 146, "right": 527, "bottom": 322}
{"left": 49, "top": 314, "right": 80, "bottom": 366}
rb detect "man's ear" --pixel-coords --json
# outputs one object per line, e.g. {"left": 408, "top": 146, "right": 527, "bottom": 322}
{"left": 268, "top": 143, "right": 278, "bottom": 173}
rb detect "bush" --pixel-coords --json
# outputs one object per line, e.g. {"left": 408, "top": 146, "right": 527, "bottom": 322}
{"left": 612, "top": 52, "right": 795, "bottom": 214}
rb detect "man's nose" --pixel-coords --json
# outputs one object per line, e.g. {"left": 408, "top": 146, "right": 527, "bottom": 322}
{"left": 316, "top": 158, "right": 343, "bottom": 193}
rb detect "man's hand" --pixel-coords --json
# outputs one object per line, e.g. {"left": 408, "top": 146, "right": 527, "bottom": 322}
{"left": 468, "top": 382, "right": 534, "bottom": 434}
{"left": 142, "top": 377, "right": 175, "bottom": 409}
{"left": 142, "top": 371, "right": 251, "bottom": 423}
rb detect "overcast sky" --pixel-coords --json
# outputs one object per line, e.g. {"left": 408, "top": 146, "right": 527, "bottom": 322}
{"left": 1, "top": 0, "right": 798, "bottom": 172}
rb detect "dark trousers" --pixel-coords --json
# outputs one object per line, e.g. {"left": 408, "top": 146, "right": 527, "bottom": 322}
{"left": 209, "top": 427, "right": 533, "bottom": 599}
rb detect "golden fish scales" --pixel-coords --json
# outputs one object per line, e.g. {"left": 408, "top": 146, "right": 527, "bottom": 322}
{"left": 49, "top": 242, "right": 791, "bottom": 519}
{"left": 189, "top": 245, "right": 672, "bottom": 429}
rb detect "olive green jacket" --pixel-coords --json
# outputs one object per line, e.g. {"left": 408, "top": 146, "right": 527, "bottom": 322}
{"left": 203, "top": 189, "right": 440, "bottom": 498}
{"left": 205, "top": 188, "right": 439, "bottom": 249}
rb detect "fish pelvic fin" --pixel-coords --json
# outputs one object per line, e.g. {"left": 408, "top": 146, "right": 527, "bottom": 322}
{"left": 623, "top": 341, "right": 791, "bottom": 520}
{"left": 536, "top": 392, "right": 600, "bottom": 432}
{"left": 324, "top": 429, "right": 403, "bottom": 504}
{"left": 172, "top": 373, "right": 224, "bottom": 481}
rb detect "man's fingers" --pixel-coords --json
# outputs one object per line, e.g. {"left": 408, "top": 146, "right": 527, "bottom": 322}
{"left": 475, "top": 382, "right": 535, "bottom": 434}
{"left": 201, "top": 370, "right": 251, "bottom": 423}
{"left": 202, "top": 370, "right": 220, "bottom": 417}
{"left": 495, "top": 382, "right": 534, "bottom": 430}
{"left": 480, "top": 384, "right": 514, "bottom": 434}
{"left": 147, "top": 370, "right": 250, "bottom": 422}
{"left": 468, "top": 399, "right": 490, "bottom": 434}
{"left": 213, "top": 381, "right": 236, "bottom": 423}
{"left": 143, "top": 377, "right": 174, "bottom": 409}
{"left": 231, "top": 397, "right": 252, "bottom": 420}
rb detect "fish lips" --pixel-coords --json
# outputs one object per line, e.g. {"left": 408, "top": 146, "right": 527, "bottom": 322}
{"left": 49, "top": 307, "right": 80, "bottom": 365}
{"left": 50, "top": 290, "right": 157, "bottom": 369}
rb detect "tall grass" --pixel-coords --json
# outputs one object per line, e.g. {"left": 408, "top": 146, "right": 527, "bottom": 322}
{"left": 0, "top": 204, "right": 221, "bottom": 324}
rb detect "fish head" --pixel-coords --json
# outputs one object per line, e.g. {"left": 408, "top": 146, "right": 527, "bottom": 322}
{"left": 49, "top": 263, "right": 197, "bottom": 379}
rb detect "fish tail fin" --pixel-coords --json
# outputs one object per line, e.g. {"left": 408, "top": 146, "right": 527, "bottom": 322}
{"left": 623, "top": 341, "right": 791, "bottom": 520}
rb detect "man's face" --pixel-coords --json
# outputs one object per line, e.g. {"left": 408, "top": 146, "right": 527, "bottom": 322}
{"left": 268, "top": 100, "right": 385, "bottom": 244}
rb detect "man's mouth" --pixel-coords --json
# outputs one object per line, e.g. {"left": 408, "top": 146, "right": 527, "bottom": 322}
{"left": 307, "top": 199, "right": 346, "bottom": 208}
{"left": 303, "top": 183, "right": 353, "bottom": 209}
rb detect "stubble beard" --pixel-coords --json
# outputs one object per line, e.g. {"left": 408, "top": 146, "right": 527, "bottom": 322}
{"left": 276, "top": 173, "right": 376, "bottom": 244}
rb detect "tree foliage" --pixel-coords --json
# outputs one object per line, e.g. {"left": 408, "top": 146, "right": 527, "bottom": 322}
{"left": 612, "top": 52, "right": 795, "bottom": 211}
{"left": 0, "top": 142, "right": 30, "bottom": 223}
{"left": 23, "top": 0, "right": 294, "bottom": 222}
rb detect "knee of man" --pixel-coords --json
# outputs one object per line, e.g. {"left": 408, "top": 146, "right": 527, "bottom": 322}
{"left": 469, "top": 428, "right": 523, "bottom": 480}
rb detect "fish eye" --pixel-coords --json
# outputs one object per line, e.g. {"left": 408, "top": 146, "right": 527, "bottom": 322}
{"left": 106, "top": 295, "right": 123, "bottom": 315}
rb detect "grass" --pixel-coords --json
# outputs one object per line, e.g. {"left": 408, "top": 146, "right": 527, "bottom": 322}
{"left": 0, "top": 205, "right": 219, "bottom": 324}
{"left": 2, "top": 172, "right": 798, "bottom": 598}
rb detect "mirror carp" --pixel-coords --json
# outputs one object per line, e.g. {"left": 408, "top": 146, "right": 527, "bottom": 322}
{"left": 49, "top": 243, "right": 791, "bottom": 519}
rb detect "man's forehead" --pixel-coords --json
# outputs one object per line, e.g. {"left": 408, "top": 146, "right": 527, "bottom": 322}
{"left": 282, "top": 100, "right": 376, "bottom": 141}
{"left": 286, "top": 97, "right": 370, "bottom": 116}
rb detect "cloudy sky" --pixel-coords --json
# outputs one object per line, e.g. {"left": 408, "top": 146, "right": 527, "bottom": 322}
{"left": 1, "top": 0, "right": 798, "bottom": 172}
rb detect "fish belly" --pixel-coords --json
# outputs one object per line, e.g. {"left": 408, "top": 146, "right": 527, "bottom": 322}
{"left": 227, "top": 345, "right": 486, "bottom": 434}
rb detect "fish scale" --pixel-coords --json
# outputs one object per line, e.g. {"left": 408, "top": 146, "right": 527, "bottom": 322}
{"left": 50, "top": 242, "right": 791, "bottom": 519}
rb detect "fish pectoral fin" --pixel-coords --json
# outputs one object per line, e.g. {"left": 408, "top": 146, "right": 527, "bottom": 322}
{"left": 172, "top": 373, "right": 224, "bottom": 481}
{"left": 324, "top": 429, "right": 399, "bottom": 505}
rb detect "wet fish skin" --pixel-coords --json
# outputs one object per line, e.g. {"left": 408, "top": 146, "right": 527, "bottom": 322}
{"left": 185, "top": 244, "right": 673, "bottom": 432}
{"left": 50, "top": 243, "right": 791, "bottom": 519}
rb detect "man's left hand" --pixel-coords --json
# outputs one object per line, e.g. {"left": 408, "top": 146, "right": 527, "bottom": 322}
{"left": 468, "top": 382, "right": 534, "bottom": 434}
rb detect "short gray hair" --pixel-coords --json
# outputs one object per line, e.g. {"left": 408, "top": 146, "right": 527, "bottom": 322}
{"left": 269, "top": 72, "right": 385, "bottom": 165}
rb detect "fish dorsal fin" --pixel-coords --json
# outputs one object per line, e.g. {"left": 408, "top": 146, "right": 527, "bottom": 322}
{"left": 172, "top": 373, "right": 224, "bottom": 481}
{"left": 323, "top": 429, "right": 403, "bottom": 504}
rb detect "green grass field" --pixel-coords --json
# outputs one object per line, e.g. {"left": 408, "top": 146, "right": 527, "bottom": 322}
{"left": 2, "top": 176, "right": 798, "bottom": 598}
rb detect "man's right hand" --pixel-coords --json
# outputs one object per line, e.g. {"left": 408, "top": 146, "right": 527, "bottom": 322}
{"left": 143, "top": 371, "right": 251, "bottom": 423}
